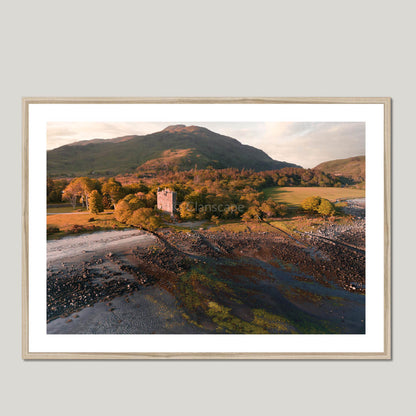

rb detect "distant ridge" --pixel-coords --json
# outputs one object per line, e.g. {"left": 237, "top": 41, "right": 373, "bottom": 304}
{"left": 314, "top": 155, "right": 365, "bottom": 181}
{"left": 47, "top": 124, "right": 300, "bottom": 176}
{"left": 66, "top": 135, "right": 137, "bottom": 146}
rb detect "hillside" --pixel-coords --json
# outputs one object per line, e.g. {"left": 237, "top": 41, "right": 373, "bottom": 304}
{"left": 314, "top": 155, "right": 365, "bottom": 181}
{"left": 47, "top": 125, "right": 300, "bottom": 177}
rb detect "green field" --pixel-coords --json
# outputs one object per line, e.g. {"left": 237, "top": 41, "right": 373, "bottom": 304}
{"left": 263, "top": 187, "right": 365, "bottom": 207}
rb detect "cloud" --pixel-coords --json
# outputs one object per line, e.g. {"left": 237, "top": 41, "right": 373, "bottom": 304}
{"left": 260, "top": 122, "right": 365, "bottom": 168}
{"left": 197, "top": 122, "right": 365, "bottom": 168}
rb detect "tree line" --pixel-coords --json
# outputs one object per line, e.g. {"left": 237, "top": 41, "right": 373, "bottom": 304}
{"left": 48, "top": 165, "right": 355, "bottom": 206}
{"left": 47, "top": 167, "right": 346, "bottom": 229}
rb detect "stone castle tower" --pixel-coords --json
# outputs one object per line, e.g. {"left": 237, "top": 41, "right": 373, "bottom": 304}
{"left": 157, "top": 188, "right": 177, "bottom": 216}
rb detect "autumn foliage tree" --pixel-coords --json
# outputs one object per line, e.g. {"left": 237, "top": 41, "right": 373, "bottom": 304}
{"left": 114, "top": 195, "right": 146, "bottom": 223}
{"left": 102, "top": 178, "right": 124, "bottom": 209}
{"left": 301, "top": 196, "right": 335, "bottom": 217}
{"left": 259, "top": 199, "right": 287, "bottom": 218}
{"left": 62, "top": 177, "right": 100, "bottom": 209}
{"left": 317, "top": 198, "right": 336, "bottom": 217}
{"left": 114, "top": 196, "right": 162, "bottom": 232}
{"left": 47, "top": 178, "right": 68, "bottom": 203}
{"left": 179, "top": 201, "right": 196, "bottom": 220}
{"left": 301, "top": 196, "right": 322, "bottom": 213}
{"left": 223, "top": 204, "right": 240, "bottom": 219}
{"left": 88, "top": 190, "right": 104, "bottom": 214}
{"left": 62, "top": 181, "right": 79, "bottom": 208}
{"left": 127, "top": 208, "right": 161, "bottom": 231}
{"left": 242, "top": 206, "right": 262, "bottom": 222}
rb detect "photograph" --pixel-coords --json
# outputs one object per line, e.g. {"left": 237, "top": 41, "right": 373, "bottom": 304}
{"left": 23, "top": 98, "right": 390, "bottom": 358}
{"left": 46, "top": 121, "right": 366, "bottom": 335}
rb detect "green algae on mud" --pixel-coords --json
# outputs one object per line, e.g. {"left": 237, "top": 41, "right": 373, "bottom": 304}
{"left": 47, "top": 225, "right": 365, "bottom": 334}
{"left": 171, "top": 257, "right": 358, "bottom": 334}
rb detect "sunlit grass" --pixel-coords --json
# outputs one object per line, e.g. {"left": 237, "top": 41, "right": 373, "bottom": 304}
{"left": 47, "top": 206, "right": 87, "bottom": 214}
{"left": 46, "top": 210, "right": 128, "bottom": 238}
{"left": 263, "top": 186, "right": 365, "bottom": 206}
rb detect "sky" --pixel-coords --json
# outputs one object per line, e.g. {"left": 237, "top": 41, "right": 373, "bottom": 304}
{"left": 47, "top": 121, "right": 365, "bottom": 168}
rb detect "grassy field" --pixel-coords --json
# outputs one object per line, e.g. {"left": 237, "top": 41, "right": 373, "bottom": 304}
{"left": 208, "top": 215, "right": 355, "bottom": 235}
{"left": 47, "top": 211, "right": 127, "bottom": 238}
{"left": 263, "top": 186, "right": 365, "bottom": 207}
{"left": 47, "top": 206, "right": 87, "bottom": 214}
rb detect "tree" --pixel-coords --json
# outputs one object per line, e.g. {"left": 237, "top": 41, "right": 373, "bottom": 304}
{"left": 114, "top": 195, "right": 145, "bottom": 223}
{"left": 47, "top": 179, "right": 68, "bottom": 203}
{"left": 277, "top": 177, "right": 287, "bottom": 186}
{"left": 102, "top": 178, "right": 124, "bottom": 208}
{"left": 301, "top": 196, "right": 335, "bottom": 217}
{"left": 127, "top": 208, "right": 161, "bottom": 231}
{"left": 62, "top": 180, "right": 81, "bottom": 208}
{"left": 102, "top": 194, "right": 112, "bottom": 209}
{"left": 179, "top": 201, "right": 196, "bottom": 220}
{"left": 301, "top": 196, "right": 322, "bottom": 213}
{"left": 240, "top": 190, "right": 262, "bottom": 206}
{"left": 145, "top": 191, "right": 157, "bottom": 208}
{"left": 123, "top": 182, "right": 148, "bottom": 195}
{"left": 317, "top": 198, "right": 335, "bottom": 217}
{"left": 114, "top": 200, "right": 132, "bottom": 223}
{"left": 78, "top": 177, "right": 100, "bottom": 210}
{"left": 260, "top": 199, "right": 279, "bottom": 218}
{"left": 62, "top": 177, "right": 99, "bottom": 210}
{"left": 88, "top": 190, "right": 104, "bottom": 214}
{"left": 241, "top": 206, "right": 262, "bottom": 222}
{"left": 223, "top": 204, "right": 240, "bottom": 219}
{"left": 185, "top": 189, "right": 207, "bottom": 207}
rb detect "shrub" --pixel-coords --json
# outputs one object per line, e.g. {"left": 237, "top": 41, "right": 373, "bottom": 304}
{"left": 211, "top": 215, "right": 221, "bottom": 225}
{"left": 301, "top": 196, "right": 336, "bottom": 217}
{"left": 301, "top": 196, "right": 322, "bottom": 212}
{"left": 127, "top": 208, "right": 161, "bottom": 231}
{"left": 317, "top": 198, "right": 336, "bottom": 217}
{"left": 69, "top": 224, "right": 86, "bottom": 233}
{"left": 47, "top": 225, "right": 60, "bottom": 235}
{"left": 69, "top": 224, "right": 98, "bottom": 234}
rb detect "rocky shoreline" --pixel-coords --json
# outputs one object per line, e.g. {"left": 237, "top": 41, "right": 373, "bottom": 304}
{"left": 47, "top": 214, "right": 365, "bottom": 334}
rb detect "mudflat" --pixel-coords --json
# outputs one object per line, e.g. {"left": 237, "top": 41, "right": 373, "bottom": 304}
{"left": 47, "top": 215, "right": 365, "bottom": 334}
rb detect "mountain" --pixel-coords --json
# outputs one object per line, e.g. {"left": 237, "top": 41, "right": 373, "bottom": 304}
{"left": 47, "top": 125, "right": 300, "bottom": 177}
{"left": 314, "top": 155, "right": 365, "bottom": 181}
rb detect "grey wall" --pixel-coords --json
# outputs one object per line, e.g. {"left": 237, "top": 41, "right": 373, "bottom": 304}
{"left": 1, "top": 1, "right": 414, "bottom": 415}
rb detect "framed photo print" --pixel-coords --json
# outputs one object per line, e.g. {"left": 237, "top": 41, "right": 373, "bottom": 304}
{"left": 22, "top": 97, "right": 391, "bottom": 359}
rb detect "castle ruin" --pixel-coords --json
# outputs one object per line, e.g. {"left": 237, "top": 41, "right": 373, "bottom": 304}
{"left": 157, "top": 188, "right": 177, "bottom": 216}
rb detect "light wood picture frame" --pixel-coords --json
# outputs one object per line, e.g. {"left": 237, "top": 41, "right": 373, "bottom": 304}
{"left": 22, "top": 97, "right": 391, "bottom": 359}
